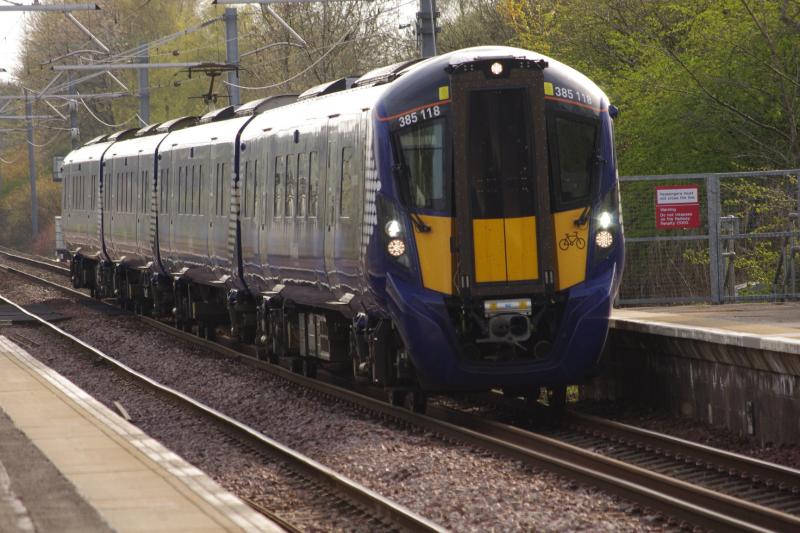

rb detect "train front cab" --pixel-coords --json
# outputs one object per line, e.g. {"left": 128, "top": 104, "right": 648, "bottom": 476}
{"left": 380, "top": 54, "right": 622, "bottom": 396}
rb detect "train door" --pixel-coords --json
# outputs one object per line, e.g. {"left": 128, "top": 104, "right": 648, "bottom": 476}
{"left": 208, "top": 142, "right": 228, "bottom": 272}
{"left": 106, "top": 161, "right": 117, "bottom": 254}
{"left": 323, "top": 114, "right": 361, "bottom": 292}
{"left": 136, "top": 155, "right": 150, "bottom": 256}
{"left": 323, "top": 118, "right": 339, "bottom": 289}
{"left": 449, "top": 60, "right": 557, "bottom": 296}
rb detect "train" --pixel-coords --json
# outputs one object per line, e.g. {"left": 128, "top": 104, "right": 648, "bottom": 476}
{"left": 60, "top": 46, "right": 624, "bottom": 411}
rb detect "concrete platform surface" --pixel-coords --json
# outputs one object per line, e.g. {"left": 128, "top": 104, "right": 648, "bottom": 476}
{"left": 0, "top": 336, "right": 283, "bottom": 533}
{"left": 611, "top": 302, "right": 800, "bottom": 355}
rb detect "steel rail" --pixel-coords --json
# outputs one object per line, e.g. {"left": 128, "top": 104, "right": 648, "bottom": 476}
{"left": 0, "top": 285, "right": 445, "bottom": 533}
{"left": 564, "top": 411, "right": 800, "bottom": 493}
{"left": 3, "top": 260, "right": 799, "bottom": 531}
{"left": 0, "top": 248, "right": 70, "bottom": 274}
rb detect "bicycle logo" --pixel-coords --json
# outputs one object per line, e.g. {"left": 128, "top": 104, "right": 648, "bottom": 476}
{"left": 558, "top": 231, "right": 586, "bottom": 251}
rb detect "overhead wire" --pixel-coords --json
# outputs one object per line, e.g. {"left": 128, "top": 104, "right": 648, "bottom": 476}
{"left": 77, "top": 96, "right": 138, "bottom": 128}
{"left": 0, "top": 154, "right": 25, "bottom": 165}
{"left": 223, "top": 29, "right": 352, "bottom": 91}
{"left": 226, "top": 0, "right": 418, "bottom": 90}
{"left": 25, "top": 130, "right": 64, "bottom": 148}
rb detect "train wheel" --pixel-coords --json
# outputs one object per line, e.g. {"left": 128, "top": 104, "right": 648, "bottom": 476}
{"left": 548, "top": 385, "right": 567, "bottom": 409}
{"left": 547, "top": 385, "right": 567, "bottom": 426}
{"left": 290, "top": 357, "right": 303, "bottom": 374}
{"left": 404, "top": 390, "right": 427, "bottom": 414}
{"left": 302, "top": 358, "right": 317, "bottom": 378}
{"left": 387, "top": 390, "right": 404, "bottom": 407}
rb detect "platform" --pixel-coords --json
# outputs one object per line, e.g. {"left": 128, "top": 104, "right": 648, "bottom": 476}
{"left": 611, "top": 301, "right": 800, "bottom": 355}
{"left": 0, "top": 336, "right": 283, "bottom": 533}
{"left": 590, "top": 302, "right": 800, "bottom": 444}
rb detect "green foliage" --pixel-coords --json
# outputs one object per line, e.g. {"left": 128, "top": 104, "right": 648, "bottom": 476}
{"left": 496, "top": 0, "right": 800, "bottom": 174}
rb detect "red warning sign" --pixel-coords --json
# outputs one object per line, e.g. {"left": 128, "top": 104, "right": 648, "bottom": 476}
{"left": 656, "top": 185, "right": 700, "bottom": 229}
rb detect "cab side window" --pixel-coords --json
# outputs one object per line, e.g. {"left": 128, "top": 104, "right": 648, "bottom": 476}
{"left": 340, "top": 146, "right": 354, "bottom": 218}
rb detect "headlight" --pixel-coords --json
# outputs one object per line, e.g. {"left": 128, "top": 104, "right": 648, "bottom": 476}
{"left": 387, "top": 239, "right": 406, "bottom": 257}
{"left": 385, "top": 220, "right": 402, "bottom": 238}
{"left": 595, "top": 231, "right": 613, "bottom": 248}
{"left": 490, "top": 62, "right": 503, "bottom": 76}
{"left": 591, "top": 185, "right": 622, "bottom": 267}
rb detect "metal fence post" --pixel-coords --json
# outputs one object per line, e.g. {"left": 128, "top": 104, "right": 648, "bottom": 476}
{"left": 707, "top": 176, "right": 722, "bottom": 304}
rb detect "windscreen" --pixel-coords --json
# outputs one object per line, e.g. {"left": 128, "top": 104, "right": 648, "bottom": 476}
{"left": 396, "top": 118, "right": 448, "bottom": 212}
{"left": 551, "top": 115, "right": 598, "bottom": 207}
{"left": 468, "top": 88, "right": 535, "bottom": 219}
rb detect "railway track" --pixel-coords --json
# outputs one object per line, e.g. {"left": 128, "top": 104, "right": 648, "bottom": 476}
{"left": 0, "top": 287, "right": 444, "bottom": 533}
{"left": 3, "top": 253, "right": 800, "bottom": 531}
{"left": 558, "top": 412, "right": 800, "bottom": 513}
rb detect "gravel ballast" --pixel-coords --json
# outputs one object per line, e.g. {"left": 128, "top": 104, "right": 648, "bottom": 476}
{"left": 0, "top": 267, "right": 669, "bottom": 531}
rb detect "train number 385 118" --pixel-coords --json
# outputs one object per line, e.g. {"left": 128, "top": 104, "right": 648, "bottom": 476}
{"left": 398, "top": 105, "right": 441, "bottom": 127}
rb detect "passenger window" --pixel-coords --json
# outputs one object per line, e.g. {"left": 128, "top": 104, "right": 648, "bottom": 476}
{"left": 181, "top": 167, "right": 185, "bottom": 214}
{"left": 91, "top": 175, "right": 96, "bottom": 209}
{"left": 251, "top": 160, "right": 257, "bottom": 219}
{"left": 196, "top": 165, "right": 203, "bottom": 215}
{"left": 285, "top": 154, "right": 297, "bottom": 218}
{"left": 184, "top": 166, "right": 189, "bottom": 214}
{"left": 297, "top": 153, "right": 308, "bottom": 218}
{"left": 243, "top": 161, "right": 250, "bottom": 217}
{"left": 159, "top": 169, "right": 166, "bottom": 213}
{"left": 191, "top": 165, "right": 196, "bottom": 215}
{"left": 214, "top": 163, "right": 220, "bottom": 216}
{"left": 274, "top": 156, "right": 284, "bottom": 217}
{"left": 141, "top": 171, "right": 146, "bottom": 213}
{"left": 340, "top": 146, "right": 354, "bottom": 218}
{"left": 220, "top": 163, "right": 226, "bottom": 216}
{"left": 308, "top": 151, "right": 319, "bottom": 218}
{"left": 164, "top": 168, "right": 172, "bottom": 213}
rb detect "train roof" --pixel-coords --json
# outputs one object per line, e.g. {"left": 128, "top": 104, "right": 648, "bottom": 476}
{"left": 375, "top": 46, "right": 609, "bottom": 120}
{"left": 234, "top": 94, "right": 298, "bottom": 116}
{"left": 63, "top": 46, "right": 610, "bottom": 166}
{"left": 240, "top": 82, "right": 387, "bottom": 142}
{"left": 159, "top": 115, "right": 251, "bottom": 151}
{"left": 64, "top": 139, "right": 113, "bottom": 165}
{"left": 105, "top": 130, "right": 168, "bottom": 159}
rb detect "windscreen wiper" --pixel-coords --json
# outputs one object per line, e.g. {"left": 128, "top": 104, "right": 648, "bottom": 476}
{"left": 409, "top": 211, "right": 431, "bottom": 233}
{"left": 392, "top": 159, "right": 432, "bottom": 233}
{"left": 574, "top": 205, "right": 591, "bottom": 227}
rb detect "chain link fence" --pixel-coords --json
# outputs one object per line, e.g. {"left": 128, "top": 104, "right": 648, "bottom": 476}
{"left": 618, "top": 169, "right": 800, "bottom": 306}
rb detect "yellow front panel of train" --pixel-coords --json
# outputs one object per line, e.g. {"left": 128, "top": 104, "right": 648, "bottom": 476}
{"left": 473, "top": 216, "right": 539, "bottom": 283}
{"left": 414, "top": 215, "right": 454, "bottom": 295}
{"left": 553, "top": 208, "right": 590, "bottom": 290}
{"left": 473, "top": 218, "right": 507, "bottom": 282}
{"left": 504, "top": 216, "right": 538, "bottom": 281}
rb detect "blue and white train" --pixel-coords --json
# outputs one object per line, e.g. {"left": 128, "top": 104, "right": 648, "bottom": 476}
{"left": 61, "top": 46, "right": 624, "bottom": 410}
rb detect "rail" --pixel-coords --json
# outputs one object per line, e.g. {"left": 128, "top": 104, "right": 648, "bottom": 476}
{"left": 2, "top": 256, "right": 799, "bottom": 531}
{"left": 0, "top": 286, "right": 445, "bottom": 533}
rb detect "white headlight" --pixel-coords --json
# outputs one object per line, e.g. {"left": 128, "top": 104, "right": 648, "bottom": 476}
{"left": 595, "top": 230, "right": 613, "bottom": 248}
{"left": 385, "top": 220, "right": 402, "bottom": 238}
{"left": 598, "top": 211, "right": 613, "bottom": 229}
{"left": 490, "top": 62, "right": 503, "bottom": 76}
{"left": 387, "top": 239, "right": 406, "bottom": 257}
